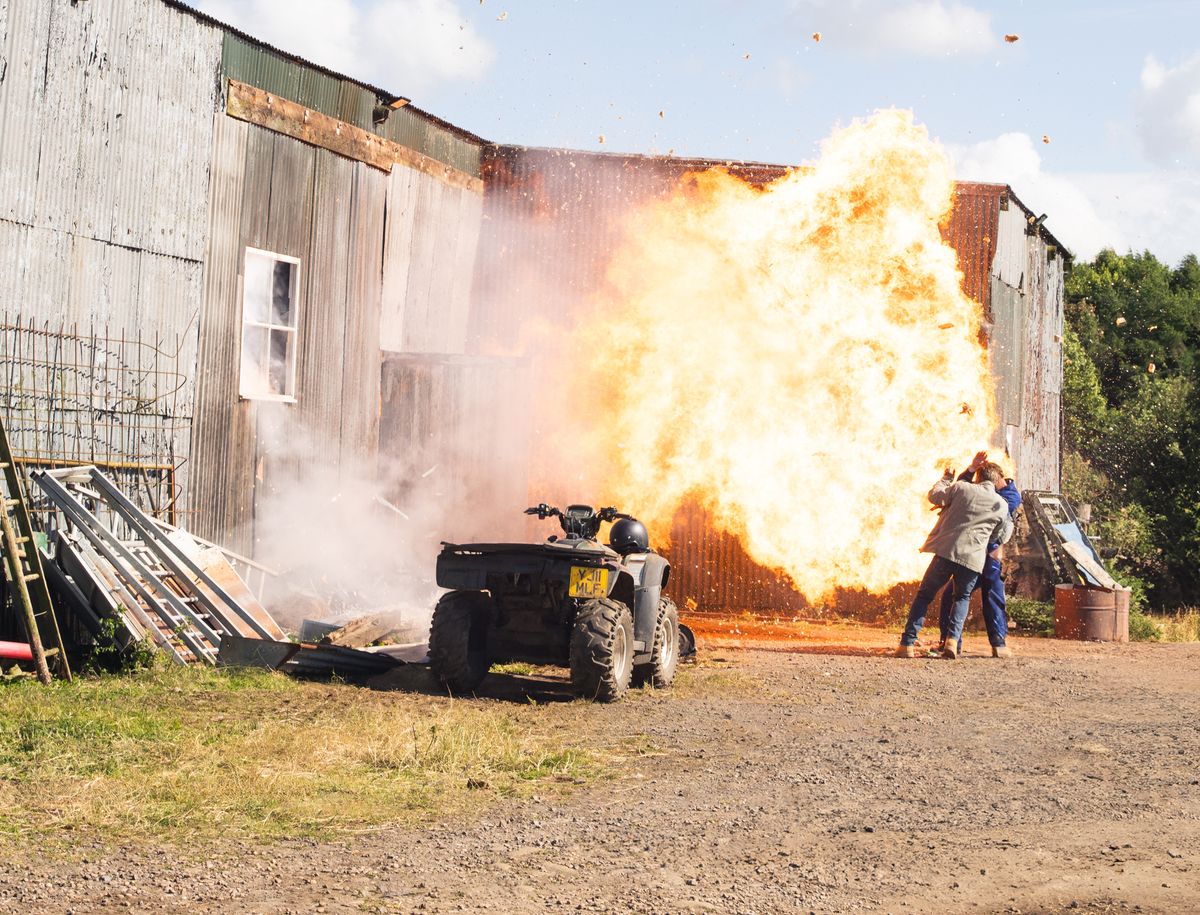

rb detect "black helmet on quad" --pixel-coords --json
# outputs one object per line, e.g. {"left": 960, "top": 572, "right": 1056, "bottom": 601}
{"left": 609, "top": 518, "right": 649, "bottom": 555}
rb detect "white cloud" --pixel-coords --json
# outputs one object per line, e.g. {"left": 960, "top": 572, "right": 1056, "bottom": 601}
{"left": 948, "top": 132, "right": 1200, "bottom": 266}
{"left": 196, "top": 0, "right": 494, "bottom": 98}
{"left": 1136, "top": 53, "right": 1200, "bottom": 166}
{"left": 790, "top": 0, "right": 997, "bottom": 57}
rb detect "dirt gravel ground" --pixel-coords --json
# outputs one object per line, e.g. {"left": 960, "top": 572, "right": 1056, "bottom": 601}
{"left": 2, "top": 632, "right": 1198, "bottom": 914}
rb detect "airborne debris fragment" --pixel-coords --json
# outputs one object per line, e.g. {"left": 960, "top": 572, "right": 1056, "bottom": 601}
{"left": 1004, "top": 33, "right": 1019, "bottom": 43}
{"left": 1116, "top": 316, "right": 1127, "bottom": 326}
{"left": 496, "top": 11, "right": 507, "bottom": 21}
{"left": 1148, "top": 363, "right": 1156, "bottom": 373}
{"left": 1042, "top": 135, "right": 1051, "bottom": 144}
{"left": 812, "top": 32, "right": 821, "bottom": 42}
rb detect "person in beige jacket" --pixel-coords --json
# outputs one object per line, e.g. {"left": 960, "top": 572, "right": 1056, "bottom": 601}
{"left": 896, "top": 461, "right": 1013, "bottom": 659}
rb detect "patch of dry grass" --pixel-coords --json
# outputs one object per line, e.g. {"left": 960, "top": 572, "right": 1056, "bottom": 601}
{"left": 669, "top": 659, "right": 763, "bottom": 697}
{"left": 1157, "top": 608, "right": 1200, "bottom": 642}
{"left": 0, "top": 665, "right": 602, "bottom": 845}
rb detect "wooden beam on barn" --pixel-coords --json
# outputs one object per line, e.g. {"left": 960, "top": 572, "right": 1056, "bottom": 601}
{"left": 225, "top": 80, "right": 483, "bottom": 194}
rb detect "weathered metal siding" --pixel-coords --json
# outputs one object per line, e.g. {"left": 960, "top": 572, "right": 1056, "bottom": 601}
{"left": 0, "top": 0, "right": 222, "bottom": 514}
{"left": 1019, "top": 237, "right": 1064, "bottom": 491}
{"left": 0, "top": 0, "right": 221, "bottom": 261}
{"left": 379, "top": 167, "right": 484, "bottom": 354}
{"left": 189, "top": 114, "right": 391, "bottom": 552}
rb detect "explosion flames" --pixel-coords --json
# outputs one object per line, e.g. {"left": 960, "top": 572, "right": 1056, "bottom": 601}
{"left": 581, "top": 110, "right": 998, "bottom": 600}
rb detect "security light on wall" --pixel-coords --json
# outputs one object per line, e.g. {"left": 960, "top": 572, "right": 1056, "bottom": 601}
{"left": 373, "top": 96, "right": 411, "bottom": 125}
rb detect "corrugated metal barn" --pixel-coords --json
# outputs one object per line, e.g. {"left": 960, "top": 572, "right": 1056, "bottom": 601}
{"left": 0, "top": 0, "right": 1067, "bottom": 614}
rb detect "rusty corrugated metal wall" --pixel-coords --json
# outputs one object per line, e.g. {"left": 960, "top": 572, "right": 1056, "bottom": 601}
{"left": 470, "top": 146, "right": 1066, "bottom": 610}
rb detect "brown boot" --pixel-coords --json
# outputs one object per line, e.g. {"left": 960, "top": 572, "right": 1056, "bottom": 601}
{"left": 941, "top": 641, "right": 959, "bottom": 660}
{"left": 895, "top": 645, "right": 916, "bottom": 658}
{"left": 992, "top": 644, "right": 1013, "bottom": 658}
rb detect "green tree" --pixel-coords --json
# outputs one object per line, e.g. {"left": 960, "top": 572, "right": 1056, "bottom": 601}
{"left": 1063, "top": 249, "right": 1200, "bottom": 608}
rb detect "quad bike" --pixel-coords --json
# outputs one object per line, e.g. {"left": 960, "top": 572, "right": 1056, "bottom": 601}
{"left": 429, "top": 503, "right": 688, "bottom": 702}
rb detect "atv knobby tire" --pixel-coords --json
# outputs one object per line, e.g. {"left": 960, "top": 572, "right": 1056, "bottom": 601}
{"left": 570, "top": 598, "right": 634, "bottom": 702}
{"left": 634, "top": 597, "right": 679, "bottom": 689}
{"left": 428, "top": 590, "right": 493, "bottom": 694}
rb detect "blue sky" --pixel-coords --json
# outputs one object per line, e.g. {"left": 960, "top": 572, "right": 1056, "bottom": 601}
{"left": 196, "top": 0, "right": 1200, "bottom": 264}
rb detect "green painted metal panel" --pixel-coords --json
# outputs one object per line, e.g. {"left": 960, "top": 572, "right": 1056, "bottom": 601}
{"left": 381, "top": 107, "right": 482, "bottom": 177}
{"left": 222, "top": 34, "right": 300, "bottom": 99}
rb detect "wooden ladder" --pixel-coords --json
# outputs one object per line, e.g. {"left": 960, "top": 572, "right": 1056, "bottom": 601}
{"left": 0, "top": 417, "right": 70, "bottom": 684}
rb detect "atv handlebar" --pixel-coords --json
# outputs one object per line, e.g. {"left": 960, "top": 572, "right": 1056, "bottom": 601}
{"left": 525, "top": 503, "right": 631, "bottom": 522}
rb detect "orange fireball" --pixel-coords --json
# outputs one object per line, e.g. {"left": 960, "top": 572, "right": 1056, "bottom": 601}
{"left": 575, "top": 110, "right": 998, "bottom": 600}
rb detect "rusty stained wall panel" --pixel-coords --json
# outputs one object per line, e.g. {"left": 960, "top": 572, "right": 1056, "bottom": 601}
{"left": 190, "top": 117, "right": 386, "bottom": 552}
{"left": 379, "top": 167, "right": 484, "bottom": 354}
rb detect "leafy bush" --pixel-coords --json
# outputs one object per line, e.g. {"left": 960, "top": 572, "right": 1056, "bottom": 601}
{"left": 83, "top": 616, "right": 158, "bottom": 675}
{"left": 1128, "top": 609, "right": 1161, "bottom": 642}
{"left": 1006, "top": 597, "right": 1054, "bottom": 637}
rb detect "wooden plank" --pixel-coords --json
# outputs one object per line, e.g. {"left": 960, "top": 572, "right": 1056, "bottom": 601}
{"left": 226, "top": 80, "right": 483, "bottom": 193}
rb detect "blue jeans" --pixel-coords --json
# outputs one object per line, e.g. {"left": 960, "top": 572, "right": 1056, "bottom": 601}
{"left": 901, "top": 555, "right": 980, "bottom": 646}
{"left": 938, "top": 554, "right": 1007, "bottom": 648}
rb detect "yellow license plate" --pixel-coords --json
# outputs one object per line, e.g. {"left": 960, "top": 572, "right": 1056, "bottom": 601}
{"left": 568, "top": 566, "right": 609, "bottom": 598}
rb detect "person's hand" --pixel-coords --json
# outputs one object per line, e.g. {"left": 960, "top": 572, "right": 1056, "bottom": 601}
{"left": 968, "top": 450, "right": 988, "bottom": 472}
{"left": 943, "top": 467, "right": 955, "bottom": 480}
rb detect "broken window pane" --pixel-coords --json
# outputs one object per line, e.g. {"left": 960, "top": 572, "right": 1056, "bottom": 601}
{"left": 269, "top": 328, "right": 291, "bottom": 395}
{"left": 271, "top": 260, "right": 293, "bottom": 325}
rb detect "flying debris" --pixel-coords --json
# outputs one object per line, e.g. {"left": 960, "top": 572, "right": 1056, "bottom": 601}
{"left": 1042, "top": 134, "right": 1051, "bottom": 144}
{"left": 496, "top": 10, "right": 507, "bottom": 20}
{"left": 598, "top": 134, "right": 606, "bottom": 144}
{"left": 658, "top": 110, "right": 665, "bottom": 118}
{"left": 1116, "top": 316, "right": 1127, "bottom": 326}
{"left": 1004, "top": 33, "right": 1019, "bottom": 43}
{"left": 812, "top": 31, "right": 822, "bottom": 42}
{"left": 743, "top": 53, "right": 751, "bottom": 60}
{"left": 1148, "top": 363, "right": 1157, "bottom": 373}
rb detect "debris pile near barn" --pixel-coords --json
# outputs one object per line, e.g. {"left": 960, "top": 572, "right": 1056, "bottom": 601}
{"left": 7, "top": 464, "right": 404, "bottom": 681}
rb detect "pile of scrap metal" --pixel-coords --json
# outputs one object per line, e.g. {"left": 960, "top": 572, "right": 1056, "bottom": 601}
{"left": 25, "top": 465, "right": 402, "bottom": 680}
{"left": 1010, "top": 490, "right": 1122, "bottom": 596}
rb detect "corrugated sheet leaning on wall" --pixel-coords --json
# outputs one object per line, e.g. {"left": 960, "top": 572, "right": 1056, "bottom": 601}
{"left": 470, "top": 146, "right": 1066, "bottom": 610}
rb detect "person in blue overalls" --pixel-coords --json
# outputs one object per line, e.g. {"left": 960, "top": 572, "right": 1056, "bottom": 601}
{"left": 936, "top": 451, "right": 1023, "bottom": 658}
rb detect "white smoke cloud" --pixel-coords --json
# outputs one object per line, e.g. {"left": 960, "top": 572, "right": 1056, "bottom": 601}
{"left": 948, "top": 131, "right": 1200, "bottom": 266}
{"left": 195, "top": 0, "right": 494, "bottom": 97}
{"left": 1137, "top": 53, "right": 1200, "bottom": 166}
{"left": 789, "top": 0, "right": 997, "bottom": 56}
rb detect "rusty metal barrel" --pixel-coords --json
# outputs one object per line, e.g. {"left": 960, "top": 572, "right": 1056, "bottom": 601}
{"left": 1113, "top": 587, "right": 1131, "bottom": 643}
{"left": 1054, "top": 585, "right": 1129, "bottom": 641}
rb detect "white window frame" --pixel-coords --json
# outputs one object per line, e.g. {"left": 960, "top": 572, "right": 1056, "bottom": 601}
{"left": 238, "top": 246, "right": 300, "bottom": 402}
